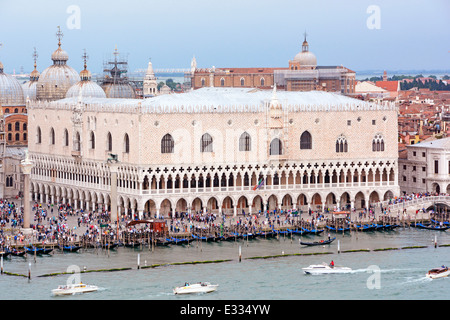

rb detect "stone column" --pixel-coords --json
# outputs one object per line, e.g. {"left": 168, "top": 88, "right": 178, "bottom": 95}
{"left": 20, "top": 151, "right": 34, "bottom": 234}
{"left": 109, "top": 162, "right": 119, "bottom": 223}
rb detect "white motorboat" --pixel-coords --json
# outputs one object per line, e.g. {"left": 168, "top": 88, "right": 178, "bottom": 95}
{"left": 302, "top": 263, "right": 352, "bottom": 275}
{"left": 426, "top": 266, "right": 450, "bottom": 279}
{"left": 173, "top": 282, "right": 218, "bottom": 295}
{"left": 52, "top": 283, "right": 99, "bottom": 296}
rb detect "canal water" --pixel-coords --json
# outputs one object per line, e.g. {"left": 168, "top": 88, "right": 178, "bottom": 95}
{"left": 1, "top": 228, "right": 449, "bottom": 300}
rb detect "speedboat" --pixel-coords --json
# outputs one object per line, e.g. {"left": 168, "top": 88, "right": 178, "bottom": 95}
{"left": 302, "top": 263, "right": 352, "bottom": 275}
{"left": 173, "top": 282, "right": 218, "bottom": 295}
{"left": 426, "top": 266, "right": 450, "bottom": 279}
{"left": 52, "top": 283, "right": 98, "bottom": 296}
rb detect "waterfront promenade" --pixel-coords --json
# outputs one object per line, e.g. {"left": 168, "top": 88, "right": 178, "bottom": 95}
{"left": 0, "top": 193, "right": 448, "bottom": 250}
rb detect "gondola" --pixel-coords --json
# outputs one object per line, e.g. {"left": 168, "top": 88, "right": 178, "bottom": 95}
{"left": 355, "top": 224, "right": 376, "bottom": 231}
{"left": 102, "top": 242, "right": 119, "bottom": 249}
{"left": 9, "top": 249, "right": 26, "bottom": 257}
{"left": 301, "top": 227, "right": 324, "bottom": 235}
{"left": 325, "top": 225, "right": 350, "bottom": 232}
{"left": 60, "top": 245, "right": 82, "bottom": 252}
{"left": 124, "top": 242, "right": 141, "bottom": 248}
{"left": 431, "top": 219, "right": 450, "bottom": 226}
{"left": 300, "top": 237, "right": 336, "bottom": 246}
{"left": 25, "top": 246, "right": 53, "bottom": 255}
{"left": 416, "top": 223, "right": 450, "bottom": 231}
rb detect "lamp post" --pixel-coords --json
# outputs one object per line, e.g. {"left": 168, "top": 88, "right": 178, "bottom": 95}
{"left": 20, "top": 150, "right": 34, "bottom": 235}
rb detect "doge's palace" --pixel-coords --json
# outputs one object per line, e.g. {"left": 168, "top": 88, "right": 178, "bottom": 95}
{"left": 28, "top": 86, "right": 399, "bottom": 218}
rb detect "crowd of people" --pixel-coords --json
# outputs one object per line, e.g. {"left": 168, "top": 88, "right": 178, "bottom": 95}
{"left": 0, "top": 191, "right": 448, "bottom": 249}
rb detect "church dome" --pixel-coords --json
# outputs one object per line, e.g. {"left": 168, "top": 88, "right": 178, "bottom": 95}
{"left": 36, "top": 47, "right": 80, "bottom": 100}
{"left": 22, "top": 80, "right": 38, "bottom": 101}
{"left": 293, "top": 36, "right": 317, "bottom": 67}
{"left": 0, "top": 61, "right": 26, "bottom": 106}
{"left": 51, "top": 47, "right": 69, "bottom": 63}
{"left": 293, "top": 50, "right": 317, "bottom": 66}
{"left": 66, "top": 81, "right": 106, "bottom": 99}
{"left": 102, "top": 82, "right": 136, "bottom": 98}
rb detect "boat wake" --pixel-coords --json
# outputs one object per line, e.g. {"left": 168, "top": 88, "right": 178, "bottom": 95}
{"left": 349, "top": 267, "right": 422, "bottom": 274}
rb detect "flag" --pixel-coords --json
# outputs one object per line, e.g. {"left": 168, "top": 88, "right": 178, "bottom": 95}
{"left": 253, "top": 178, "right": 264, "bottom": 190}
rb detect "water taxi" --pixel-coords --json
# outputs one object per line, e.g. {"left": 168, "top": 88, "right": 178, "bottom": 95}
{"left": 302, "top": 263, "right": 352, "bottom": 275}
{"left": 426, "top": 266, "right": 450, "bottom": 279}
{"left": 173, "top": 282, "right": 218, "bottom": 295}
{"left": 52, "top": 283, "right": 98, "bottom": 296}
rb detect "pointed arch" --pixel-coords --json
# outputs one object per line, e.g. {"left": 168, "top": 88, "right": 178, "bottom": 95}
{"left": 161, "top": 133, "right": 174, "bottom": 153}
{"left": 239, "top": 132, "right": 251, "bottom": 151}
{"left": 300, "top": 131, "right": 312, "bottom": 149}
{"left": 201, "top": 133, "right": 213, "bottom": 152}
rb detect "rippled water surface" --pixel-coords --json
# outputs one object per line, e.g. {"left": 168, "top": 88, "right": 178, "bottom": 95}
{"left": 1, "top": 228, "right": 449, "bottom": 300}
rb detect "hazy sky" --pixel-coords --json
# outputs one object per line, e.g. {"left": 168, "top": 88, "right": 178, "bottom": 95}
{"left": 0, "top": 0, "right": 449, "bottom": 74}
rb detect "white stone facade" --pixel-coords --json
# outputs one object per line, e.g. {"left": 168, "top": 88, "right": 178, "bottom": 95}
{"left": 27, "top": 87, "right": 400, "bottom": 218}
{"left": 399, "top": 137, "right": 450, "bottom": 194}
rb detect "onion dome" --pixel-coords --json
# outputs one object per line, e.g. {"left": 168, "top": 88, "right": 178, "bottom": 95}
{"left": 22, "top": 48, "right": 40, "bottom": 100}
{"left": 0, "top": 60, "right": 26, "bottom": 106}
{"left": 36, "top": 27, "right": 80, "bottom": 101}
{"left": 66, "top": 55, "right": 106, "bottom": 99}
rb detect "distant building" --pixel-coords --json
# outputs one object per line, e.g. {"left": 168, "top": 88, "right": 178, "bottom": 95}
{"left": 101, "top": 47, "right": 136, "bottom": 99}
{"left": 398, "top": 137, "right": 450, "bottom": 194}
{"left": 143, "top": 61, "right": 158, "bottom": 98}
{"left": 355, "top": 81, "right": 389, "bottom": 99}
{"left": 189, "top": 35, "right": 356, "bottom": 95}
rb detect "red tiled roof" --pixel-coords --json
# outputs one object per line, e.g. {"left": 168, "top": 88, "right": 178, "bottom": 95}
{"left": 375, "top": 81, "right": 399, "bottom": 92}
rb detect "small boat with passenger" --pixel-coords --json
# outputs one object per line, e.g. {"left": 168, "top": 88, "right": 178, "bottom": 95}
{"left": 300, "top": 237, "right": 336, "bottom": 246}
{"left": 52, "top": 283, "right": 99, "bottom": 296}
{"left": 173, "top": 282, "right": 219, "bottom": 295}
{"left": 426, "top": 266, "right": 450, "bottom": 279}
{"left": 302, "top": 262, "right": 352, "bottom": 274}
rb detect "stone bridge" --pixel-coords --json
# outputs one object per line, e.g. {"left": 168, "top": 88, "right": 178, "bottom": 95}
{"left": 374, "top": 195, "right": 450, "bottom": 216}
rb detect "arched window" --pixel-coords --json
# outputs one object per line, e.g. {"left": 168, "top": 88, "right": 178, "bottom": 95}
{"left": 15, "top": 122, "right": 20, "bottom": 131}
{"left": 300, "top": 131, "right": 312, "bottom": 149}
{"left": 123, "top": 133, "right": 130, "bottom": 153}
{"left": 239, "top": 132, "right": 251, "bottom": 151}
{"left": 260, "top": 77, "right": 265, "bottom": 86}
{"left": 220, "top": 78, "right": 225, "bottom": 86}
{"left": 161, "top": 134, "right": 174, "bottom": 153}
{"left": 4, "top": 108, "right": 9, "bottom": 113}
{"left": 50, "top": 128, "right": 55, "bottom": 145}
{"left": 7, "top": 133, "right": 11, "bottom": 141}
{"left": 270, "top": 138, "right": 283, "bottom": 155}
{"left": 106, "top": 132, "right": 112, "bottom": 152}
{"left": 372, "top": 134, "right": 384, "bottom": 152}
{"left": 15, "top": 133, "right": 19, "bottom": 141}
{"left": 64, "top": 129, "right": 69, "bottom": 147}
{"left": 201, "top": 78, "right": 205, "bottom": 87}
{"left": 23, "top": 133, "right": 27, "bottom": 141}
{"left": 23, "top": 123, "right": 27, "bottom": 131}
{"left": 74, "top": 131, "right": 81, "bottom": 151}
{"left": 7, "top": 123, "right": 11, "bottom": 131}
{"left": 36, "top": 126, "right": 42, "bottom": 144}
{"left": 336, "top": 135, "right": 348, "bottom": 153}
{"left": 240, "top": 78, "right": 245, "bottom": 86}
{"left": 201, "top": 133, "right": 213, "bottom": 152}
{"left": 14, "top": 108, "right": 18, "bottom": 113}
{"left": 89, "top": 131, "right": 95, "bottom": 149}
